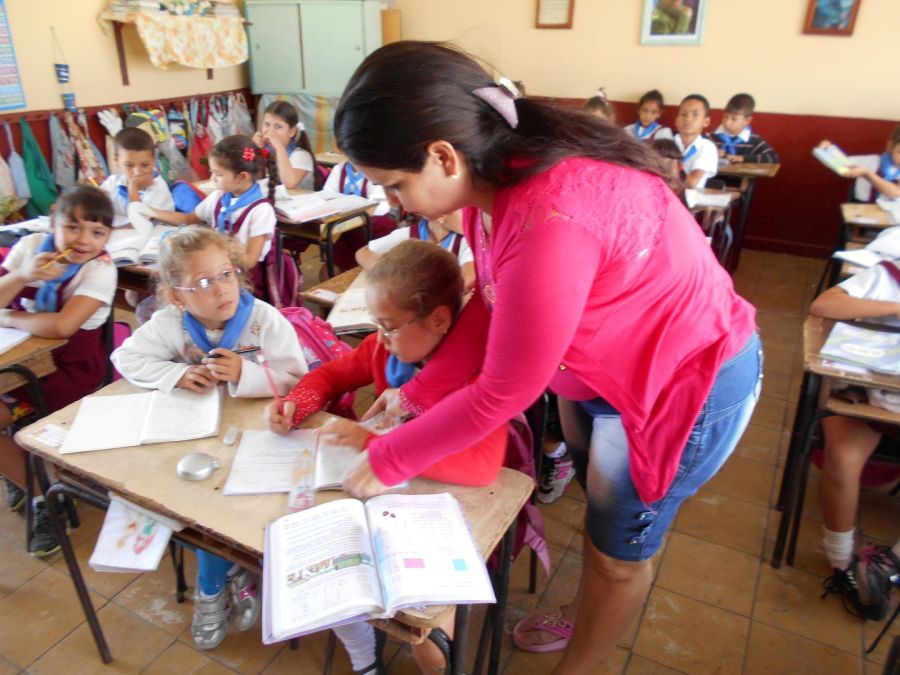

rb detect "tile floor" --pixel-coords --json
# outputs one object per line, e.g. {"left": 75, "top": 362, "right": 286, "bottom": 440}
{"left": 0, "top": 250, "right": 897, "bottom": 674}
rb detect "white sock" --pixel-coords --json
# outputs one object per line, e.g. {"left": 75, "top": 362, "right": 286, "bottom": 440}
{"left": 545, "top": 442, "right": 568, "bottom": 459}
{"left": 333, "top": 622, "right": 375, "bottom": 672}
{"left": 822, "top": 526, "right": 855, "bottom": 570}
{"left": 892, "top": 540, "right": 900, "bottom": 559}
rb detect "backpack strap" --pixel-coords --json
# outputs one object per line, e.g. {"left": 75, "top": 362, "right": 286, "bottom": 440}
{"left": 450, "top": 232, "right": 462, "bottom": 257}
{"left": 879, "top": 261, "right": 900, "bottom": 285}
{"left": 215, "top": 198, "right": 270, "bottom": 237}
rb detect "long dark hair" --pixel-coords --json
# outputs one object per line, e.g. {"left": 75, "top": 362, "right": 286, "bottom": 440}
{"left": 335, "top": 41, "right": 671, "bottom": 189}
{"left": 264, "top": 100, "right": 323, "bottom": 190}
{"left": 211, "top": 134, "right": 279, "bottom": 204}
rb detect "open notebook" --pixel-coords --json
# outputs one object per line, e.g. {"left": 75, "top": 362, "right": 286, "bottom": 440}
{"left": 326, "top": 271, "right": 376, "bottom": 334}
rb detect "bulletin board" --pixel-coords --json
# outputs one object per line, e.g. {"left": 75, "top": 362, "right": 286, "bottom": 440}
{"left": 0, "top": 0, "right": 25, "bottom": 111}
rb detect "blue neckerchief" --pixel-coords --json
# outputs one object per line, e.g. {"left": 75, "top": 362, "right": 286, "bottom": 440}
{"left": 35, "top": 234, "right": 81, "bottom": 313}
{"left": 633, "top": 121, "right": 660, "bottom": 140}
{"left": 343, "top": 164, "right": 366, "bottom": 197}
{"left": 216, "top": 183, "right": 263, "bottom": 235}
{"left": 385, "top": 355, "right": 417, "bottom": 388}
{"left": 878, "top": 152, "right": 900, "bottom": 182}
{"left": 716, "top": 133, "right": 741, "bottom": 156}
{"left": 181, "top": 289, "right": 255, "bottom": 354}
{"left": 682, "top": 144, "right": 698, "bottom": 163}
{"left": 418, "top": 219, "right": 458, "bottom": 252}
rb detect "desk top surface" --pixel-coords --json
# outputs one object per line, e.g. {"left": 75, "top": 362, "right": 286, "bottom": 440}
{"left": 841, "top": 203, "right": 896, "bottom": 228}
{"left": 0, "top": 336, "right": 66, "bottom": 371}
{"left": 804, "top": 315, "right": 900, "bottom": 390}
{"left": 715, "top": 162, "right": 780, "bottom": 178}
{"left": 15, "top": 380, "right": 532, "bottom": 564}
{"left": 315, "top": 152, "right": 347, "bottom": 166}
{"left": 302, "top": 266, "right": 363, "bottom": 307}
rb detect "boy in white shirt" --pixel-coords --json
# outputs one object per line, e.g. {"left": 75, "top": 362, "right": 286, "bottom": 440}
{"left": 100, "top": 127, "right": 174, "bottom": 217}
{"left": 673, "top": 94, "right": 718, "bottom": 188}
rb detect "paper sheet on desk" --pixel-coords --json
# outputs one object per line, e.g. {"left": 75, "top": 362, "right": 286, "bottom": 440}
{"left": 0, "top": 327, "right": 30, "bottom": 355}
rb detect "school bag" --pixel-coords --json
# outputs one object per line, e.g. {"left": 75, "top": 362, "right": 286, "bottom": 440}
{"left": 20, "top": 118, "right": 58, "bottom": 217}
{"left": 3, "top": 122, "right": 30, "bottom": 200}
{"left": 48, "top": 113, "right": 76, "bottom": 190}
{"left": 278, "top": 305, "right": 356, "bottom": 419}
{"left": 170, "top": 180, "right": 205, "bottom": 213}
{"left": 188, "top": 99, "right": 213, "bottom": 180}
{"left": 227, "top": 93, "right": 255, "bottom": 137}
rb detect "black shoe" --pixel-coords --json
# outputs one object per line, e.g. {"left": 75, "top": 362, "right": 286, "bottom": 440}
{"left": 855, "top": 544, "right": 900, "bottom": 621}
{"left": 353, "top": 627, "right": 387, "bottom": 675}
{"left": 28, "top": 500, "right": 61, "bottom": 558}
{"left": 3, "top": 478, "right": 25, "bottom": 512}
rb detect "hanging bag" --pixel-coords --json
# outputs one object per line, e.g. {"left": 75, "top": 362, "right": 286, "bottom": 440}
{"left": 188, "top": 99, "right": 213, "bottom": 180}
{"left": 227, "top": 93, "right": 255, "bottom": 137}
{"left": 4, "top": 122, "right": 31, "bottom": 200}
{"left": 48, "top": 113, "right": 77, "bottom": 190}
{"left": 20, "top": 118, "right": 58, "bottom": 216}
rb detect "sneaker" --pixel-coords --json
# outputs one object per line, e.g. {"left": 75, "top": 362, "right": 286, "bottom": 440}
{"left": 855, "top": 544, "right": 900, "bottom": 620}
{"left": 28, "top": 499, "right": 61, "bottom": 558}
{"left": 191, "top": 589, "right": 230, "bottom": 650}
{"left": 3, "top": 478, "right": 25, "bottom": 512}
{"left": 538, "top": 445, "right": 575, "bottom": 505}
{"left": 226, "top": 567, "right": 260, "bottom": 632}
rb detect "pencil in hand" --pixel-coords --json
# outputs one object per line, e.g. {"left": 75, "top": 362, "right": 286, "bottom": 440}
{"left": 39, "top": 248, "right": 73, "bottom": 270}
{"left": 207, "top": 346, "right": 261, "bottom": 359}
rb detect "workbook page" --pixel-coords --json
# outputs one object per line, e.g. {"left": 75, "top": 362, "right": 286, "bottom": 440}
{"left": 140, "top": 387, "right": 221, "bottom": 444}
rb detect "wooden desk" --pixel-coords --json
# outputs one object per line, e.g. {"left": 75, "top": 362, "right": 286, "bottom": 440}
{"left": 714, "top": 162, "right": 781, "bottom": 272}
{"left": 688, "top": 188, "right": 740, "bottom": 266}
{"left": 0, "top": 336, "right": 66, "bottom": 396}
{"left": 301, "top": 266, "right": 362, "bottom": 311}
{"left": 280, "top": 202, "right": 376, "bottom": 278}
{"left": 315, "top": 151, "right": 347, "bottom": 168}
{"left": 16, "top": 380, "right": 532, "bottom": 670}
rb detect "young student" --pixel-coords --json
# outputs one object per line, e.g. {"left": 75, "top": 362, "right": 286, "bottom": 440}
{"left": 265, "top": 240, "right": 507, "bottom": 674}
{"left": 153, "top": 135, "right": 277, "bottom": 275}
{"left": 0, "top": 186, "right": 117, "bottom": 557}
{"left": 322, "top": 160, "right": 396, "bottom": 275}
{"left": 100, "top": 127, "right": 175, "bottom": 216}
{"left": 111, "top": 228, "right": 306, "bottom": 649}
{"left": 711, "top": 93, "right": 780, "bottom": 164}
{"left": 818, "top": 126, "right": 900, "bottom": 202}
{"left": 582, "top": 88, "right": 616, "bottom": 123}
{"left": 355, "top": 210, "right": 475, "bottom": 290}
{"left": 623, "top": 89, "right": 673, "bottom": 143}
{"left": 673, "top": 94, "right": 718, "bottom": 188}
{"left": 252, "top": 100, "right": 319, "bottom": 191}
{"left": 808, "top": 261, "right": 900, "bottom": 620}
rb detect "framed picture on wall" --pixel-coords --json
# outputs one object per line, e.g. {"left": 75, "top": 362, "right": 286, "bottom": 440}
{"left": 803, "top": 0, "right": 862, "bottom": 36}
{"left": 640, "top": 0, "right": 708, "bottom": 45}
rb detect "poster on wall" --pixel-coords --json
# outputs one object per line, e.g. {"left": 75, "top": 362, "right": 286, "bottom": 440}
{"left": 0, "top": 0, "right": 25, "bottom": 111}
{"left": 803, "top": 0, "right": 862, "bottom": 36}
{"left": 640, "top": 0, "right": 708, "bottom": 46}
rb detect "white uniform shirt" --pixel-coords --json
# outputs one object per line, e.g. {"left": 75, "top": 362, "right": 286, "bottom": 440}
{"left": 368, "top": 226, "right": 474, "bottom": 267}
{"left": 1, "top": 233, "right": 116, "bottom": 330}
{"left": 111, "top": 298, "right": 307, "bottom": 396}
{"left": 623, "top": 123, "right": 673, "bottom": 143}
{"left": 839, "top": 263, "right": 900, "bottom": 328}
{"left": 100, "top": 174, "right": 175, "bottom": 217}
{"left": 322, "top": 162, "right": 390, "bottom": 216}
{"left": 674, "top": 135, "right": 719, "bottom": 188}
{"left": 195, "top": 190, "right": 276, "bottom": 261}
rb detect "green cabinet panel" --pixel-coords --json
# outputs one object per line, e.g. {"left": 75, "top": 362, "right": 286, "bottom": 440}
{"left": 246, "top": 2, "right": 304, "bottom": 93}
{"left": 300, "top": 3, "right": 364, "bottom": 95}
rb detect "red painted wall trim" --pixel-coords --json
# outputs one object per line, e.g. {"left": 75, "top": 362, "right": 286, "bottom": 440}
{"left": 535, "top": 96, "right": 897, "bottom": 259}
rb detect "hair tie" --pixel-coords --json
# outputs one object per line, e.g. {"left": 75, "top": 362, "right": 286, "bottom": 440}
{"left": 595, "top": 88, "right": 608, "bottom": 101}
{"left": 241, "top": 147, "right": 256, "bottom": 161}
{"left": 472, "top": 76, "right": 520, "bottom": 129}
{"left": 296, "top": 121, "right": 306, "bottom": 132}
{"left": 260, "top": 147, "right": 270, "bottom": 158}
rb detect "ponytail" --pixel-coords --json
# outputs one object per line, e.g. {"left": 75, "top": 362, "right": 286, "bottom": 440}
{"left": 266, "top": 148, "right": 279, "bottom": 204}
{"left": 297, "top": 130, "right": 323, "bottom": 190}
{"left": 336, "top": 41, "right": 671, "bottom": 190}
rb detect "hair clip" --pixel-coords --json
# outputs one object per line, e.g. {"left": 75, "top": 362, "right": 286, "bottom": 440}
{"left": 259, "top": 147, "right": 270, "bottom": 158}
{"left": 595, "top": 87, "right": 608, "bottom": 101}
{"left": 472, "top": 76, "right": 520, "bottom": 129}
{"left": 241, "top": 147, "right": 256, "bottom": 161}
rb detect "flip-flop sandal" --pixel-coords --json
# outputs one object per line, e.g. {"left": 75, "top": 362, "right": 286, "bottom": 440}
{"left": 512, "top": 608, "right": 574, "bottom": 653}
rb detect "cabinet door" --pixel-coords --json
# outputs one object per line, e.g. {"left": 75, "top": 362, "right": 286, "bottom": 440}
{"left": 299, "top": 2, "right": 366, "bottom": 96}
{"left": 245, "top": 2, "right": 305, "bottom": 94}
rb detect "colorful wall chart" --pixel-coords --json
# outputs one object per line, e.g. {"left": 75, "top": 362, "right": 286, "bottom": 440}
{"left": 0, "top": 1, "right": 25, "bottom": 111}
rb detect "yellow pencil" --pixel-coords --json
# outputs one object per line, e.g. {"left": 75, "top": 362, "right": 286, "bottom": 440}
{"left": 39, "top": 248, "right": 73, "bottom": 270}
{"left": 87, "top": 176, "right": 99, "bottom": 187}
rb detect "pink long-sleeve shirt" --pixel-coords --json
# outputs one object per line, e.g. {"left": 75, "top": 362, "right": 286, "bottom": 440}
{"left": 367, "top": 157, "right": 756, "bottom": 504}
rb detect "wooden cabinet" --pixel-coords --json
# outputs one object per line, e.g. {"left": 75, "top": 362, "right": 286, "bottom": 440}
{"left": 245, "top": 0, "right": 382, "bottom": 96}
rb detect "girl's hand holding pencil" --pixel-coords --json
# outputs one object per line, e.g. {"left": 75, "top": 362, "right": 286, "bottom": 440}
{"left": 20, "top": 250, "right": 71, "bottom": 283}
{"left": 202, "top": 348, "right": 243, "bottom": 382}
{"left": 264, "top": 400, "right": 296, "bottom": 434}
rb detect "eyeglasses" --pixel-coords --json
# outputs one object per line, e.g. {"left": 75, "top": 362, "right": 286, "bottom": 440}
{"left": 174, "top": 268, "right": 242, "bottom": 294}
{"left": 374, "top": 316, "right": 418, "bottom": 339}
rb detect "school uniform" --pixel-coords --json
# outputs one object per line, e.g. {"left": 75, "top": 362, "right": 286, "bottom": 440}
{"left": 367, "top": 221, "right": 474, "bottom": 267}
{"left": 850, "top": 152, "right": 900, "bottom": 203}
{"left": 111, "top": 296, "right": 307, "bottom": 397}
{"left": 195, "top": 189, "right": 276, "bottom": 261}
{"left": 259, "top": 145, "right": 315, "bottom": 193}
{"left": 674, "top": 134, "right": 719, "bottom": 188}
{"left": 100, "top": 174, "right": 175, "bottom": 217}
{"left": 839, "top": 262, "right": 900, "bottom": 328}
{"left": 710, "top": 125, "right": 780, "bottom": 164}
{"left": 623, "top": 122, "right": 673, "bottom": 143}
{"left": 1, "top": 233, "right": 117, "bottom": 411}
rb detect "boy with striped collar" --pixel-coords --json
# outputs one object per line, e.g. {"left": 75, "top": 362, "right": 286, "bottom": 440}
{"left": 712, "top": 93, "right": 780, "bottom": 165}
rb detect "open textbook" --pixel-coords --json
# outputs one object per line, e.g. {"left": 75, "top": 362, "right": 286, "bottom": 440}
{"left": 326, "top": 271, "right": 375, "bottom": 334}
{"left": 0, "top": 327, "right": 30, "bottom": 356}
{"left": 60, "top": 387, "right": 221, "bottom": 454}
{"left": 819, "top": 321, "right": 900, "bottom": 375}
{"left": 262, "top": 492, "right": 495, "bottom": 643}
{"left": 812, "top": 143, "right": 853, "bottom": 177}
{"left": 275, "top": 190, "right": 374, "bottom": 224}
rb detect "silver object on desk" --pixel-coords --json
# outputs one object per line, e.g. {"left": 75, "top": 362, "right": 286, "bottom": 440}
{"left": 176, "top": 452, "right": 220, "bottom": 481}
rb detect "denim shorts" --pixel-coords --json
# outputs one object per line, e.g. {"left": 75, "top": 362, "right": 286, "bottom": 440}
{"left": 561, "top": 331, "right": 763, "bottom": 562}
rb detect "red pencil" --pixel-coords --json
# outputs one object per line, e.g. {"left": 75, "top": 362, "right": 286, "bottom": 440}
{"left": 256, "top": 351, "right": 284, "bottom": 415}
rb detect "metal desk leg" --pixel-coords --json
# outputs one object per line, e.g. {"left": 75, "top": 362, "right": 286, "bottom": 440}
{"left": 777, "top": 371, "right": 819, "bottom": 510}
{"left": 169, "top": 541, "right": 187, "bottom": 603}
{"left": 429, "top": 627, "right": 453, "bottom": 674}
{"left": 488, "top": 523, "right": 516, "bottom": 674}
{"left": 728, "top": 177, "right": 757, "bottom": 273}
{"left": 324, "top": 221, "right": 337, "bottom": 279}
{"left": 449, "top": 604, "right": 471, "bottom": 675}
{"left": 32, "top": 458, "right": 111, "bottom": 663}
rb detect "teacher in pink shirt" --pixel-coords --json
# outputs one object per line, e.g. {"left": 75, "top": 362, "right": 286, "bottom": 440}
{"left": 330, "top": 42, "right": 762, "bottom": 674}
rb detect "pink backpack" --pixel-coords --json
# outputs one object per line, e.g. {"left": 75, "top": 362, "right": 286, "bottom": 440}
{"left": 279, "top": 306, "right": 356, "bottom": 419}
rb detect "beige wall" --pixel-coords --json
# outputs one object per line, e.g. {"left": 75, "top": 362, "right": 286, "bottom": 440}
{"left": 6, "top": 0, "right": 249, "bottom": 112}
{"left": 394, "top": 0, "right": 897, "bottom": 120}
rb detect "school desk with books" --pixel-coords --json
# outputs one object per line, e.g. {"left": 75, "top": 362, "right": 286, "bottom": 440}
{"left": 14, "top": 378, "right": 533, "bottom": 669}
{"left": 714, "top": 161, "right": 780, "bottom": 272}
{"left": 325, "top": 269, "right": 376, "bottom": 334}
